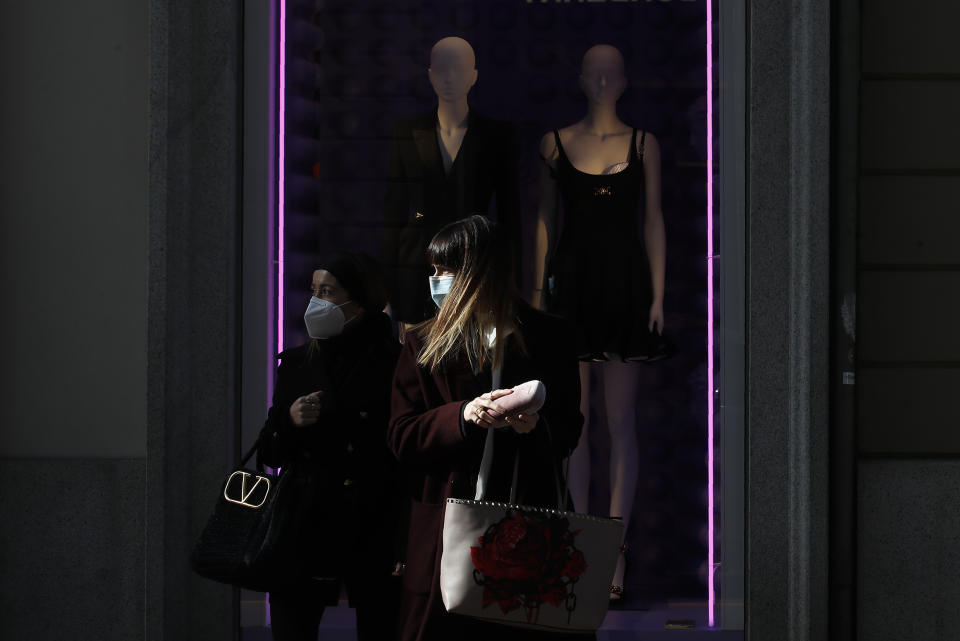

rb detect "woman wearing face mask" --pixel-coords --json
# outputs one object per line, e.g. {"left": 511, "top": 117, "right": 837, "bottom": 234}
{"left": 388, "top": 215, "right": 590, "bottom": 641}
{"left": 257, "top": 251, "right": 402, "bottom": 641}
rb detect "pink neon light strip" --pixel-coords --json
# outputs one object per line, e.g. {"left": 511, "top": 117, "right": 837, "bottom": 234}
{"left": 706, "top": 0, "right": 716, "bottom": 628}
{"left": 267, "top": 0, "right": 288, "bottom": 626}
{"left": 276, "top": 0, "right": 287, "bottom": 358}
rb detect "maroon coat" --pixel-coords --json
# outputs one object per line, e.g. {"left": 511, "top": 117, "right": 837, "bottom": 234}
{"left": 388, "top": 304, "right": 590, "bottom": 641}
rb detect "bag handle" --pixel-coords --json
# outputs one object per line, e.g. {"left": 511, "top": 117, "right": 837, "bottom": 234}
{"left": 473, "top": 414, "right": 569, "bottom": 512}
{"left": 472, "top": 331, "right": 571, "bottom": 510}
{"left": 540, "top": 415, "right": 572, "bottom": 511}
{"left": 474, "top": 338, "right": 506, "bottom": 502}
{"left": 239, "top": 437, "right": 261, "bottom": 469}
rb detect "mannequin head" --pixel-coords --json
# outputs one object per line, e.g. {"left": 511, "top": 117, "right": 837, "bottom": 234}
{"left": 428, "top": 37, "right": 478, "bottom": 103}
{"left": 579, "top": 44, "right": 627, "bottom": 106}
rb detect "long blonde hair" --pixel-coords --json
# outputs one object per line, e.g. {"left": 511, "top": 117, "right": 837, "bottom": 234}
{"left": 416, "top": 215, "right": 522, "bottom": 373}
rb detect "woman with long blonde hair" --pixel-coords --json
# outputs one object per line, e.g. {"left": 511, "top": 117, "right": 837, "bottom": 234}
{"left": 388, "top": 215, "right": 591, "bottom": 641}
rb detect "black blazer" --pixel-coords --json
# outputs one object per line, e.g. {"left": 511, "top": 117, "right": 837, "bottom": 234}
{"left": 381, "top": 109, "right": 520, "bottom": 322}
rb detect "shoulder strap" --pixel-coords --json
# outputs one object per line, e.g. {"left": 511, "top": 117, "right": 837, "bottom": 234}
{"left": 475, "top": 340, "right": 506, "bottom": 501}
{"left": 473, "top": 414, "right": 567, "bottom": 511}
{"left": 240, "top": 437, "right": 261, "bottom": 468}
{"left": 552, "top": 129, "right": 567, "bottom": 160}
{"left": 638, "top": 130, "right": 646, "bottom": 161}
{"left": 474, "top": 426, "right": 496, "bottom": 501}
{"left": 538, "top": 130, "right": 563, "bottom": 179}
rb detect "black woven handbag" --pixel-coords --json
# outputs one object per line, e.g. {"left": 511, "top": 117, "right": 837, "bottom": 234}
{"left": 190, "top": 439, "right": 311, "bottom": 592}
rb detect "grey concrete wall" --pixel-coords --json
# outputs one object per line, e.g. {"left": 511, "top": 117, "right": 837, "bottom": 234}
{"left": 0, "top": 1, "right": 149, "bottom": 639}
{"left": 854, "top": 1, "right": 960, "bottom": 638}
{"left": 146, "top": 0, "right": 244, "bottom": 639}
{"left": 0, "top": 460, "right": 145, "bottom": 639}
{"left": 746, "top": 0, "right": 831, "bottom": 639}
{"left": 858, "top": 461, "right": 960, "bottom": 641}
{"left": 0, "top": 0, "right": 147, "bottom": 459}
{"left": 0, "top": 0, "right": 244, "bottom": 638}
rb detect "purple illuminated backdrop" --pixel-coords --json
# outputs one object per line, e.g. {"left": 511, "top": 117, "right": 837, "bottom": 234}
{"left": 276, "top": 0, "right": 718, "bottom": 622}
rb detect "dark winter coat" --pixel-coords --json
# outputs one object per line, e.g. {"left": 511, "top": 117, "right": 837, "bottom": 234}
{"left": 387, "top": 304, "right": 590, "bottom": 641}
{"left": 258, "top": 312, "right": 402, "bottom": 605}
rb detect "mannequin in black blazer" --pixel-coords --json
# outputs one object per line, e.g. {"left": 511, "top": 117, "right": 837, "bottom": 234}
{"left": 382, "top": 37, "right": 519, "bottom": 324}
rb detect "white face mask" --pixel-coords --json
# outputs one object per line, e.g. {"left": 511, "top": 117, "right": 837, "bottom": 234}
{"left": 428, "top": 275, "right": 454, "bottom": 308}
{"left": 303, "top": 297, "right": 355, "bottom": 339}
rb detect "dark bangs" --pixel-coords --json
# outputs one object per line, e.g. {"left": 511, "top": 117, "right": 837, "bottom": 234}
{"left": 427, "top": 215, "right": 513, "bottom": 288}
{"left": 417, "top": 215, "right": 521, "bottom": 372}
{"left": 426, "top": 220, "right": 470, "bottom": 271}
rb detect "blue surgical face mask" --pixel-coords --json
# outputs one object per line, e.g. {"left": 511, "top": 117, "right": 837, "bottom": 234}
{"left": 428, "top": 275, "right": 454, "bottom": 308}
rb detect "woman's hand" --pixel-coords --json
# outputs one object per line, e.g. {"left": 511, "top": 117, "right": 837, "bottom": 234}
{"left": 289, "top": 391, "right": 324, "bottom": 427}
{"left": 648, "top": 300, "right": 664, "bottom": 334}
{"left": 506, "top": 411, "right": 539, "bottom": 434}
{"left": 463, "top": 389, "right": 513, "bottom": 429}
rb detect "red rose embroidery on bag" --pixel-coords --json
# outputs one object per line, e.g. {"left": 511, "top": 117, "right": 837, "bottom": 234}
{"left": 470, "top": 510, "right": 587, "bottom": 623}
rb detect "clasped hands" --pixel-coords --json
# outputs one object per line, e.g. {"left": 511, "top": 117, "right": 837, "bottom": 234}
{"left": 462, "top": 389, "right": 538, "bottom": 434}
{"left": 290, "top": 390, "right": 323, "bottom": 427}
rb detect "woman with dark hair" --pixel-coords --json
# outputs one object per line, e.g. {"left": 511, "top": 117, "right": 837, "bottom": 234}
{"left": 388, "top": 215, "right": 590, "bottom": 641}
{"left": 257, "top": 251, "right": 402, "bottom": 641}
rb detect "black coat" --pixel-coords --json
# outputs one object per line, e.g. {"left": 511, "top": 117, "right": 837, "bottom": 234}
{"left": 381, "top": 109, "right": 520, "bottom": 322}
{"left": 257, "top": 312, "right": 402, "bottom": 604}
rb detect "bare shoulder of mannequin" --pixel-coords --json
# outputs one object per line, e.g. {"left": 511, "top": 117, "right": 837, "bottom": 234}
{"left": 538, "top": 124, "right": 586, "bottom": 166}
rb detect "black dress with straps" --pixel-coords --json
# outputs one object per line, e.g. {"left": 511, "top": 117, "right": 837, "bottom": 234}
{"left": 545, "top": 128, "right": 666, "bottom": 361}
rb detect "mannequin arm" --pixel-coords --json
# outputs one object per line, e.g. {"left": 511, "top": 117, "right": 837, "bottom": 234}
{"left": 533, "top": 132, "right": 560, "bottom": 310}
{"left": 642, "top": 132, "right": 666, "bottom": 331}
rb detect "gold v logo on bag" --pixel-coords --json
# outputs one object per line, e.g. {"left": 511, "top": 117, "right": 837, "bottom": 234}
{"left": 223, "top": 471, "right": 271, "bottom": 509}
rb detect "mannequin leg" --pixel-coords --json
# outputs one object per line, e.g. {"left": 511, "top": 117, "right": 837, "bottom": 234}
{"left": 602, "top": 360, "right": 641, "bottom": 596}
{"left": 566, "top": 361, "right": 593, "bottom": 514}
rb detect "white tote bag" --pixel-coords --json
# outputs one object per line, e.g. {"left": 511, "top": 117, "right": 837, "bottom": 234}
{"left": 439, "top": 421, "right": 624, "bottom": 632}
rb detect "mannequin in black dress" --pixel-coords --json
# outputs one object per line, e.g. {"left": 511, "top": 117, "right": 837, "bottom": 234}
{"left": 381, "top": 37, "right": 519, "bottom": 325}
{"left": 533, "top": 44, "right": 666, "bottom": 600}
